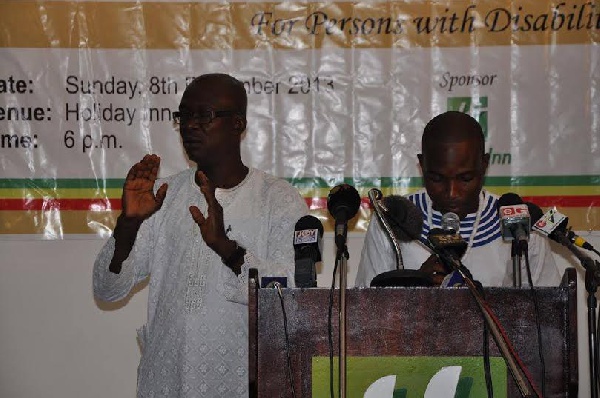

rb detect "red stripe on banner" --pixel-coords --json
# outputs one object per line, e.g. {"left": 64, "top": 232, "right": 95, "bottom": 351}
{"left": 304, "top": 196, "right": 599, "bottom": 210}
{"left": 305, "top": 197, "right": 373, "bottom": 210}
{"left": 0, "top": 198, "right": 122, "bottom": 211}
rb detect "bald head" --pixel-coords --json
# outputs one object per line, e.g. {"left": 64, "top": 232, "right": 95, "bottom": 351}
{"left": 185, "top": 73, "right": 247, "bottom": 116}
{"left": 422, "top": 111, "right": 485, "bottom": 156}
{"left": 418, "top": 111, "right": 489, "bottom": 219}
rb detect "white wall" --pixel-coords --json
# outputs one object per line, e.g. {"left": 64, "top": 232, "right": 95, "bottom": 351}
{"left": 0, "top": 233, "right": 596, "bottom": 397}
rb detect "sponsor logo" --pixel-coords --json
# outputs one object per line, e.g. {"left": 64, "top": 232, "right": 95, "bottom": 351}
{"left": 447, "top": 96, "right": 488, "bottom": 139}
{"left": 312, "top": 356, "right": 507, "bottom": 397}
{"left": 447, "top": 95, "right": 512, "bottom": 165}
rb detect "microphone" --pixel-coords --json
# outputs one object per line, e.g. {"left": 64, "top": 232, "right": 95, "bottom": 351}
{"left": 524, "top": 202, "right": 544, "bottom": 224}
{"left": 379, "top": 195, "right": 424, "bottom": 242}
{"left": 327, "top": 184, "right": 361, "bottom": 249}
{"left": 498, "top": 193, "right": 531, "bottom": 243}
{"left": 369, "top": 193, "right": 433, "bottom": 287}
{"left": 532, "top": 207, "right": 569, "bottom": 243}
{"left": 293, "top": 215, "right": 323, "bottom": 288}
{"left": 533, "top": 208, "right": 600, "bottom": 282}
{"left": 532, "top": 208, "right": 598, "bottom": 253}
{"left": 426, "top": 212, "right": 467, "bottom": 287}
{"left": 567, "top": 230, "right": 597, "bottom": 253}
{"left": 498, "top": 193, "right": 532, "bottom": 287}
{"left": 441, "top": 211, "right": 460, "bottom": 233}
{"left": 428, "top": 212, "right": 467, "bottom": 261}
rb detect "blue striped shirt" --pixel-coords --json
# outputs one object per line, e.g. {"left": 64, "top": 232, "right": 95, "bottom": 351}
{"left": 408, "top": 189, "right": 502, "bottom": 249}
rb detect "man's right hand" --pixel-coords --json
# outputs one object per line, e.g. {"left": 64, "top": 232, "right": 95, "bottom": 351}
{"left": 109, "top": 154, "right": 168, "bottom": 274}
{"left": 420, "top": 254, "right": 449, "bottom": 286}
{"left": 122, "top": 154, "right": 168, "bottom": 220}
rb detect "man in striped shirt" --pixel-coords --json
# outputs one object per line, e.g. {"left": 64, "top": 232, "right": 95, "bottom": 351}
{"left": 356, "top": 111, "right": 561, "bottom": 287}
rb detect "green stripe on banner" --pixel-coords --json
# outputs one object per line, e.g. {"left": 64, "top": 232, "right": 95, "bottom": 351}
{"left": 289, "top": 175, "right": 600, "bottom": 188}
{"left": 0, "top": 175, "right": 599, "bottom": 189}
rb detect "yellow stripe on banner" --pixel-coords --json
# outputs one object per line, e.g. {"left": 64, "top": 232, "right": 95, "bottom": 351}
{"left": 0, "top": 210, "right": 118, "bottom": 235}
{"left": 0, "top": 188, "right": 123, "bottom": 199}
{"left": 0, "top": 1, "right": 598, "bottom": 50}
{"left": 565, "top": 207, "right": 600, "bottom": 232}
{"left": 0, "top": 185, "right": 597, "bottom": 199}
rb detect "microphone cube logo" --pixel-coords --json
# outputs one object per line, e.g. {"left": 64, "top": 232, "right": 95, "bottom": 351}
{"left": 499, "top": 204, "right": 530, "bottom": 241}
{"left": 294, "top": 229, "right": 318, "bottom": 245}
{"left": 447, "top": 96, "right": 488, "bottom": 139}
{"left": 499, "top": 204, "right": 528, "bottom": 218}
{"left": 533, "top": 209, "right": 568, "bottom": 236}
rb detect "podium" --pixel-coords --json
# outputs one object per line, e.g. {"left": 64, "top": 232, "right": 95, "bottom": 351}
{"left": 249, "top": 269, "right": 578, "bottom": 397}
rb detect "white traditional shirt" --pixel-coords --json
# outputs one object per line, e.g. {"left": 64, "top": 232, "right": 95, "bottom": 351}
{"left": 93, "top": 167, "right": 308, "bottom": 397}
{"left": 355, "top": 189, "right": 562, "bottom": 288}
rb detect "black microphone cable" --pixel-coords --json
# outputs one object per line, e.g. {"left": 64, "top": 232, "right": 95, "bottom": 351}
{"left": 328, "top": 260, "right": 339, "bottom": 398}
{"left": 524, "top": 202, "right": 547, "bottom": 397}
{"left": 273, "top": 282, "right": 297, "bottom": 398}
{"left": 483, "top": 322, "right": 494, "bottom": 398}
{"left": 523, "top": 253, "right": 546, "bottom": 397}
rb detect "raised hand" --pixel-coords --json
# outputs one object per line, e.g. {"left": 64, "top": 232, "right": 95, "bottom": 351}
{"left": 189, "top": 171, "right": 236, "bottom": 259}
{"left": 122, "top": 154, "right": 168, "bottom": 220}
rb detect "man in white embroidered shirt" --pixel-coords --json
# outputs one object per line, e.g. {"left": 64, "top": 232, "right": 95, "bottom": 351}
{"left": 93, "top": 74, "right": 307, "bottom": 397}
{"left": 355, "top": 111, "right": 561, "bottom": 288}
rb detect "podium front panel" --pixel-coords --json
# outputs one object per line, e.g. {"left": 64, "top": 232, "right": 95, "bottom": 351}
{"left": 249, "top": 269, "right": 577, "bottom": 397}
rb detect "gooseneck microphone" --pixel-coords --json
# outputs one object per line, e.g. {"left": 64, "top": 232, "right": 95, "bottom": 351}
{"left": 380, "top": 195, "right": 424, "bottom": 242}
{"left": 327, "top": 184, "right": 361, "bottom": 251}
{"left": 293, "top": 215, "right": 323, "bottom": 288}
{"left": 369, "top": 193, "right": 433, "bottom": 287}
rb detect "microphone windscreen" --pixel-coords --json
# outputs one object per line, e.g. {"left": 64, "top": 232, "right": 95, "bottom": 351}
{"left": 381, "top": 195, "right": 423, "bottom": 242}
{"left": 498, "top": 192, "right": 523, "bottom": 207}
{"left": 327, "top": 184, "right": 361, "bottom": 222}
{"left": 525, "top": 202, "right": 544, "bottom": 223}
{"left": 294, "top": 215, "right": 324, "bottom": 236}
{"left": 294, "top": 215, "right": 323, "bottom": 262}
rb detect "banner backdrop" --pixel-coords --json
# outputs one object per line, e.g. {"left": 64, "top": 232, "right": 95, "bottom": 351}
{"left": 0, "top": 0, "right": 598, "bottom": 238}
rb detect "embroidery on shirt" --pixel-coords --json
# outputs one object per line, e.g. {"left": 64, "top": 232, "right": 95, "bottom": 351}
{"left": 185, "top": 211, "right": 208, "bottom": 313}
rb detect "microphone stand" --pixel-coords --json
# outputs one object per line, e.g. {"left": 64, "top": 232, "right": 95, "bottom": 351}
{"left": 433, "top": 246, "right": 537, "bottom": 397}
{"left": 556, "top": 232, "right": 600, "bottom": 398}
{"left": 511, "top": 240, "right": 522, "bottom": 287}
{"left": 335, "top": 227, "right": 349, "bottom": 398}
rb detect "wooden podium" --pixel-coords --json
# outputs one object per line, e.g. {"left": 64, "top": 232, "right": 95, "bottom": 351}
{"left": 249, "top": 269, "right": 578, "bottom": 397}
